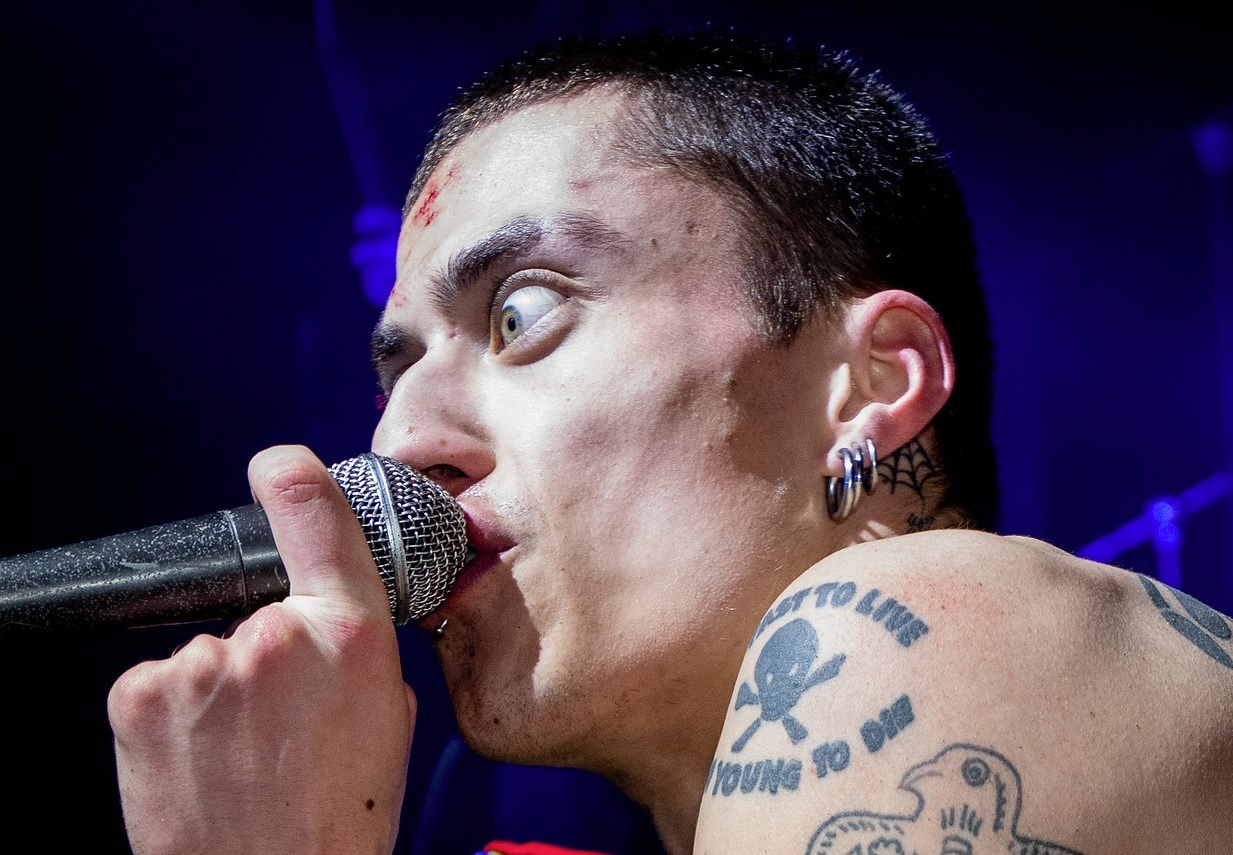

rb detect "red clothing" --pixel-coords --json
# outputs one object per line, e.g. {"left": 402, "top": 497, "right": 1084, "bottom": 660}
{"left": 480, "top": 841, "right": 614, "bottom": 855}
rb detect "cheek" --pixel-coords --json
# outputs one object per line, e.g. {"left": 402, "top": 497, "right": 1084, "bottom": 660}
{"left": 531, "top": 355, "right": 733, "bottom": 486}
{"left": 502, "top": 347, "right": 770, "bottom": 574}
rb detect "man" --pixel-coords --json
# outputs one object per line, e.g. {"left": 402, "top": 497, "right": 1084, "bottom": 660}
{"left": 107, "top": 30, "right": 1233, "bottom": 855}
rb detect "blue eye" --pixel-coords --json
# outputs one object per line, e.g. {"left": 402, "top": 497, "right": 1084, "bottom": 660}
{"left": 498, "top": 285, "right": 565, "bottom": 345}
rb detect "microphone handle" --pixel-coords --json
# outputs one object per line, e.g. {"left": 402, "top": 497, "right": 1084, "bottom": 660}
{"left": 0, "top": 504, "right": 285, "bottom": 637}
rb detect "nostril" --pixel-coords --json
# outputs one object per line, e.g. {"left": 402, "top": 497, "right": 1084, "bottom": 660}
{"left": 421, "top": 463, "right": 469, "bottom": 482}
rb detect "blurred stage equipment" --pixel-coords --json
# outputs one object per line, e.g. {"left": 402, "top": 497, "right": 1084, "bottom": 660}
{"left": 313, "top": 0, "right": 400, "bottom": 307}
{"left": 1078, "top": 471, "right": 1231, "bottom": 589}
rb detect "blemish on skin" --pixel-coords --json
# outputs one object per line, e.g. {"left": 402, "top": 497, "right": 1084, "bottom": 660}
{"left": 385, "top": 281, "right": 408, "bottom": 311}
{"left": 685, "top": 220, "right": 700, "bottom": 235}
{"left": 365, "top": 799, "right": 375, "bottom": 811}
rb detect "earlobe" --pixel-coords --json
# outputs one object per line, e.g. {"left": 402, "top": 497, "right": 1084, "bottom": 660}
{"left": 827, "top": 290, "right": 954, "bottom": 469}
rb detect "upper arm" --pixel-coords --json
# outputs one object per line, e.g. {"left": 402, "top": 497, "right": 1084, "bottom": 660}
{"left": 693, "top": 539, "right": 1096, "bottom": 855}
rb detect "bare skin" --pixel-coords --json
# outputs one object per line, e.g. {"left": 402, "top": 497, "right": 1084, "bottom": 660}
{"left": 695, "top": 531, "right": 1233, "bottom": 854}
{"left": 107, "top": 90, "right": 1233, "bottom": 855}
{"left": 110, "top": 447, "right": 416, "bottom": 855}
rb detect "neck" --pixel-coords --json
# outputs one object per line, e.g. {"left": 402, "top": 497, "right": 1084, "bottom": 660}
{"left": 581, "top": 434, "right": 964, "bottom": 853}
{"left": 838, "top": 432, "right": 968, "bottom": 543}
{"left": 596, "top": 665, "right": 738, "bottom": 854}
{"left": 623, "top": 765, "right": 709, "bottom": 855}
{"left": 582, "top": 619, "right": 762, "bottom": 855}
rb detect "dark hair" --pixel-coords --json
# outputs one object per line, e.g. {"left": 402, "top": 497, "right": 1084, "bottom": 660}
{"left": 407, "top": 29, "right": 999, "bottom": 530}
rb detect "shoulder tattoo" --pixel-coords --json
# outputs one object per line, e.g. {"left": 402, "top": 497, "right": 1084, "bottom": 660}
{"left": 708, "top": 582, "right": 932, "bottom": 799}
{"left": 1137, "top": 574, "right": 1233, "bottom": 669}
{"left": 807, "top": 743, "right": 1084, "bottom": 855}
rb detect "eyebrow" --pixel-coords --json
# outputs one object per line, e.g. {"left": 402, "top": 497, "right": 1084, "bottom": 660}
{"left": 427, "top": 211, "right": 629, "bottom": 313}
{"left": 370, "top": 211, "right": 629, "bottom": 374}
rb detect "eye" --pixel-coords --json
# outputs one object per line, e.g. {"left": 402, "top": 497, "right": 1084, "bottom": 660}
{"left": 498, "top": 285, "right": 566, "bottom": 346}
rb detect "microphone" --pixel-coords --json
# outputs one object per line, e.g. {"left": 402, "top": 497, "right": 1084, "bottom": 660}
{"left": 0, "top": 453, "right": 470, "bottom": 638}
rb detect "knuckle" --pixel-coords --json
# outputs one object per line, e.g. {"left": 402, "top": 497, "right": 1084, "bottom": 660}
{"left": 107, "top": 635, "right": 230, "bottom": 740}
{"left": 241, "top": 605, "right": 306, "bottom": 664}
{"left": 174, "top": 635, "right": 229, "bottom": 694}
{"left": 107, "top": 664, "right": 169, "bottom": 739}
{"left": 315, "top": 606, "right": 395, "bottom": 673}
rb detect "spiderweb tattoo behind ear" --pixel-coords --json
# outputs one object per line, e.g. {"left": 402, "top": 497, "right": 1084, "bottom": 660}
{"left": 878, "top": 438, "right": 940, "bottom": 501}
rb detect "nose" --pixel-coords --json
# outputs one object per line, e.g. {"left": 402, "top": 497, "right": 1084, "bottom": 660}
{"left": 371, "top": 347, "right": 494, "bottom": 497}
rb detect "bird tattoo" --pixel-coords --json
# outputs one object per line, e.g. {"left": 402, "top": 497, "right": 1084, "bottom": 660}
{"left": 806, "top": 743, "right": 1084, "bottom": 855}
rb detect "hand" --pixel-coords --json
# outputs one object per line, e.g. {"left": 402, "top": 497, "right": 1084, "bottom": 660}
{"left": 108, "top": 445, "right": 416, "bottom": 855}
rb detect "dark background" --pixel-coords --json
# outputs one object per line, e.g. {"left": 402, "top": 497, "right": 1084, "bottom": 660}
{"left": 1, "top": 1, "right": 1229, "bottom": 852}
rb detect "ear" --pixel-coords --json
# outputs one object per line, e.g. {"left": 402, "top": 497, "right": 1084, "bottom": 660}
{"left": 824, "top": 290, "right": 954, "bottom": 471}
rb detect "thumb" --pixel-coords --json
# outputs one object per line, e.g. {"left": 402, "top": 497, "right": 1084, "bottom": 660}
{"left": 247, "top": 444, "right": 391, "bottom": 620}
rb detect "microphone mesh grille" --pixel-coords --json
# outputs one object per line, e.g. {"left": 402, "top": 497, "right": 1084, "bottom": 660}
{"left": 328, "top": 454, "right": 468, "bottom": 623}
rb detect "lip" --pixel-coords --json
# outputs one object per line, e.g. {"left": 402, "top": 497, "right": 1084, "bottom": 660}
{"left": 460, "top": 507, "right": 518, "bottom": 556}
{"left": 417, "top": 506, "right": 516, "bottom": 630}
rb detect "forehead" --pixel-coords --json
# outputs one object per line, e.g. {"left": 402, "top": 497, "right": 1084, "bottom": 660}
{"left": 392, "top": 92, "right": 741, "bottom": 296}
{"left": 413, "top": 93, "right": 625, "bottom": 223}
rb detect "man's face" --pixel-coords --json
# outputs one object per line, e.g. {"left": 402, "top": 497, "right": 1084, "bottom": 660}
{"left": 371, "top": 92, "right": 838, "bottom": 766}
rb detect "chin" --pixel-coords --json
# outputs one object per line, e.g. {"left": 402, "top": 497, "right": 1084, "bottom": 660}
{"left": 447, "top": 679, "right": 594, "bottom": 769}
{"left": 434, "top": 616, "right": 609, "bottom": 768}
{"left": 454, "top": 705, "right": 558, "bottom": 766}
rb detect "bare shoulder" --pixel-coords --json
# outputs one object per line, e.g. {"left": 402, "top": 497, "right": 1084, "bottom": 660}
{"left": 694, "top": 530, "right": 1233, "bottom": 855}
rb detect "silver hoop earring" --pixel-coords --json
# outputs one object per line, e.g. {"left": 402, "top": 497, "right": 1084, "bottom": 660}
{"left": 827, "top": 446, "right": 857, "bottom": 521}
{"left": 827, "top": 439, "right": 878, "bottom": 522}
{"left": 858, "top": 437, "right": 878, "bottom": 494}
